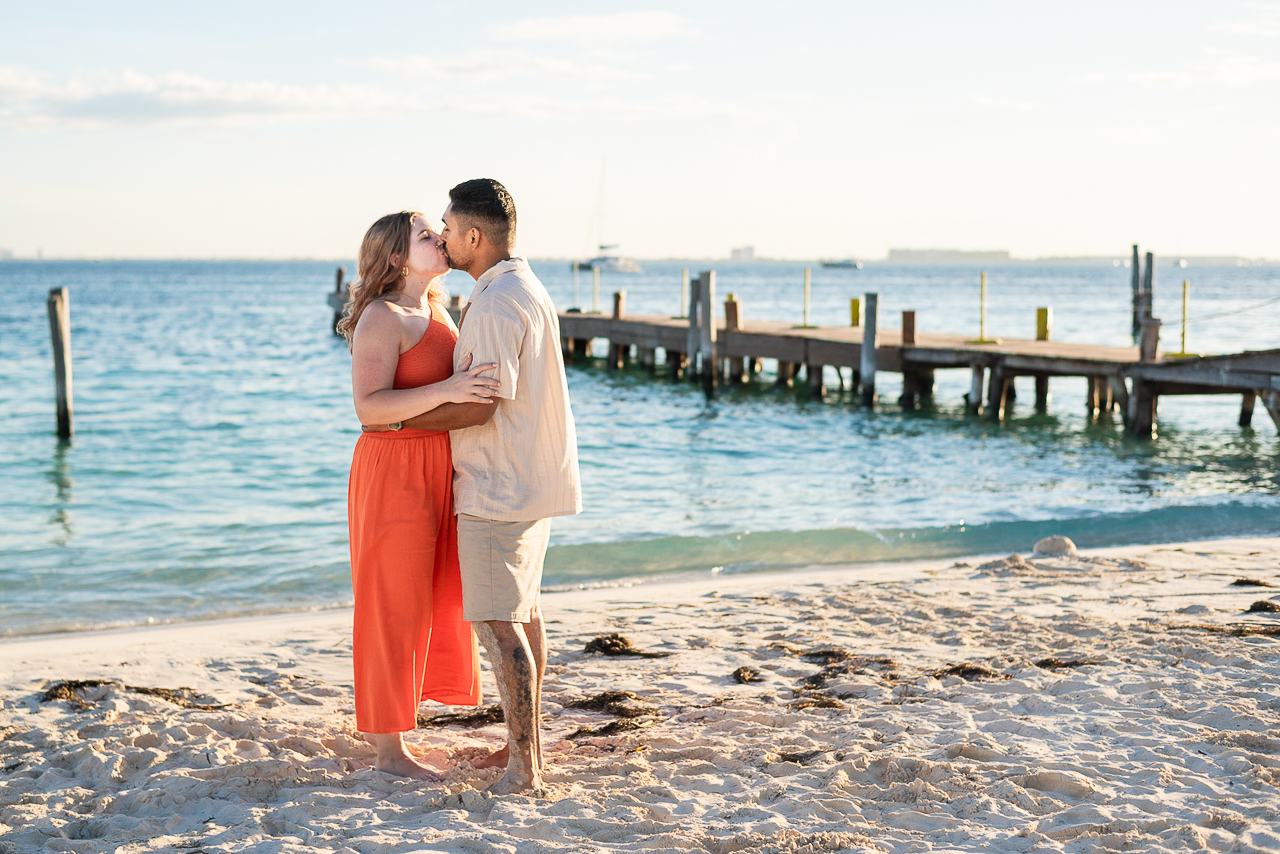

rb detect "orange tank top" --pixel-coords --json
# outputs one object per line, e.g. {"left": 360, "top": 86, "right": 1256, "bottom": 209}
{"left": 391, "top": 301, "right": 457, "bottom": 436}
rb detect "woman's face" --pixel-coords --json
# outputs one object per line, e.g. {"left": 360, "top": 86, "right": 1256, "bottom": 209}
{"left": 404, "top": 216, "right": 449, "bottom": 280}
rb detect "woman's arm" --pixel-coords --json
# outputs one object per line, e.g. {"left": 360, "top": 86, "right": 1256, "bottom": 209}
{"left": 350, "top": 304, "right": 499, "bottom": 425}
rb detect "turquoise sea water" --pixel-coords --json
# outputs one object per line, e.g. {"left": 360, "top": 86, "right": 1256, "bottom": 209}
{"left": 2, "top": 259, "right": 1278, "bottom": 635}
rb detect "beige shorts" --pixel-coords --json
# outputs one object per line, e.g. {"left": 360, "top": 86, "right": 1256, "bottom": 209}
{"left": 457, "top": 514, "right": 552, "bottom": 623}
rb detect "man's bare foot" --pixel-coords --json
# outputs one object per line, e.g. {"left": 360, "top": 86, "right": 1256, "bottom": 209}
{"left": 472, "top": 744, "right": 509, "bottom": 770}
{"left": 374, "top": 754, "right": 440, "bottom": 780}
{"left": 486, "top": 770, "right": 541, "bottom": 795}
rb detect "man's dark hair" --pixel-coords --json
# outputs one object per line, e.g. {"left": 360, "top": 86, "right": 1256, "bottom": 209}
{"left": 448, "top": 178, "right": 516, "bottom": 247}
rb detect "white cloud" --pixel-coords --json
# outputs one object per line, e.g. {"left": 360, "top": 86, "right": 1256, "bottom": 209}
{"left": 0, "top": 66, "right": 403, "bottom": 128}
{"left": 1134, "top": 50, "right": 1280, "bottom": 86}
{"left": 368, "top": 50, "right": 643, "bottom": 84}
{"left": 492, "top": 11, "right": 698, "bottom": 45}
{"left": 0, "top": 64, "right": 766, "bottom": 129}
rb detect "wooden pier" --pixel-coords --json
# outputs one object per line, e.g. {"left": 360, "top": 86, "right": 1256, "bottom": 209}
{"left": 554, "top": 271, "right": 1280, "bottom": 440}
{"left": 323, "top": 259, "right": 1280, "bottom": 440}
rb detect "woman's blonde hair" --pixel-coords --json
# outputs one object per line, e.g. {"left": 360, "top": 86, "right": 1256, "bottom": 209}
{"left": 337, "top": 211, "right": 445, "bottom": 346}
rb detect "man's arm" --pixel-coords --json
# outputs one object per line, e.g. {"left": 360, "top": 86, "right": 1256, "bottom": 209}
{"left": 401, "top": 400, "right": 499, "bottom": 431}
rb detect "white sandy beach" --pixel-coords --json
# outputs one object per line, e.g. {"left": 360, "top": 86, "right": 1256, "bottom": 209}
{"left": 2, "top": 536, "right": 1279, "bottom": 853}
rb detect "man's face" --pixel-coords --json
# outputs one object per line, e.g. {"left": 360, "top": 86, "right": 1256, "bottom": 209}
{"left": 439, "top": 203, "right": 471, "bottom": 271}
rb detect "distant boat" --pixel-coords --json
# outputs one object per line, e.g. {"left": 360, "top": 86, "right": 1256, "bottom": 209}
{"left": 820, "top": 259, "right": 863, "bottom": 269}
{"left": 576, "top": 244, "right": 642, "bottom": 273}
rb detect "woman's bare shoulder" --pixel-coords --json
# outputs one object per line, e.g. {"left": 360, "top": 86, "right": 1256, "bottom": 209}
{"left": 352, "top": 299, "right": 409, "bottom": 346}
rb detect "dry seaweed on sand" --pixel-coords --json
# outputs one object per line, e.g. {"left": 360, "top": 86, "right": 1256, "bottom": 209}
{"left": 732, "top": 666, "right": 764, "bottom": 684}
{"left": 789, "top": 693, "right": 846, "bottom": 711}
{"left": 1034, "top": 657, "right": 1103, "bottom": 670}
{"left": 1245, "top": 600, "right": 1280, "bottom": 613}
{"left": 1175, "top": 622, "right": 1280, "bottom": 638}
{"left": 563, "top": 690, "right": 656, "bottom": 718}
{"left": 583, "top": 633, "right": 672, "bottom": 658}
{"left": 39, "top": 679, "right": 226, "bottom": 711}
{"left": 800, "top": 648, "right": 855, "bottom": 665}
{"left": 417, "top": 704, "right": 504, "bottom": 729}
{"left": 1230, "top": 578, "right": 1276, "bottom": 588}
{"left": 934, "top": 663, "right": 1008, "bottom": 681}
{"left": 568, "top": 717, "right": 654, "bottom": 739}
{"left": 775, "top": 749, "right": 825, "bottom": 764}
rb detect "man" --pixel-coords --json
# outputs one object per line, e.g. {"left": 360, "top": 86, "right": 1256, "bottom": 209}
{"left": 395, "top": 178, "right": 582, "bottom": 794}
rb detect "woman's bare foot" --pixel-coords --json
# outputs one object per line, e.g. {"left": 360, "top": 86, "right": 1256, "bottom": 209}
{"left": 471, "top": 744, "right": 509, "bottom": 770}
{"left": 375, "top": 753, "right": 440, "bottom": 780}
{"left": 370, "top": 731, "right": 439, "bottom": 780}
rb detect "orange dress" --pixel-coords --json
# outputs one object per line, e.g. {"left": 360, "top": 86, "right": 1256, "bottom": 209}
{"left": 347, "top": 301, "right": 481, "bottom": 733}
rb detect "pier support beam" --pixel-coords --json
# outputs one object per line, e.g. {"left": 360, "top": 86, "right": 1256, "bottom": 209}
{"left": 859, "top": 293, "right": 879, "bottom": 407}
{"left": 986, "top": 361, "right": 1010, "bottom": 421}
{"left": 1240, "top": 391, "right": 1257, "bottom": 427}
{"left": 776, "top": 361, "right": 796, "bottom": 387}
{"left": 1262, "top": 391, "right": 1280, "bottom": 433}
{"left": 965, "top": 365, "right": 985, "bottom": 415}
{"left": 668, "top": 351, "right": 687, "bottom": 379}
{"left": 1129, "top": 380, "right": 1157, "bottom": 438}
{"left": 807, "top": 364, "right": 825, "bottom": 399}
{"left": 697, "top": 272, "right": 717, "bottom": 394}
{"left": 1034, "top": 373, "right": 1050, "bottom": 412}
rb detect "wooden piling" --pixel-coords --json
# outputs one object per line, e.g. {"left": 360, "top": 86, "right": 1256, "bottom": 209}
{"left": 802, "top": 267, "right": 812, "bottom": 327}
{"left": 328, "top": 266, "right": 348, "bottom": 333}
{"left": 1108, "top": 378, "right": 1130, "bottom": 426}
{"left": 808, "top": 363, "right": 825, "bottom": 398}
{"left": 986, "top": 361, "right": 1010, "bottom": 420}
{"left": 725, "top": 295, "right": 745, "bottom": 384}
{"left": 685, "top": 275, "right": 701, "bottom": 376}
{"left": 592, "top": 267, "right": 601, "bottom": 313}
{"left": 859, "top": 293, "right": 879, "bottom": 406}
{"left": 698, "top": 271, "right": 718, "bottom": 392}
{"left": 1130, "top": 245, "right": 1141, "bottom": 342}
{"left": 46, "top": 287, "right": 74, "bottom": 440}
{"left": 1034, "top": 375, "right": 1050, "bottom": 412}
{"left": 1036, "top": 307, "right": 1052, "bottom": 342}
{"left": 966, "top": 366, "right": 985, "bottom": 414}
{"left": 1139, "top": 316, "right": 1161, "bottom": 363}
{"left": 850, "top": 298, "right": 861, "bottom": 327}
{"left": 1130, "top": 380, "right": 1157, "bottom": 438}
{"left": 613, "top": 290, "right": 626, "bottom": 320}
{"left": 572, "top": 263, "right": 580, "bottom": 308}
{"left": 1240, "top": 391, "right": 1257, "bottom": 427}
{"left": 1261, "top": 391, "right": 1280, "bottom": 433}
{"left": 900, "top": 310, "right": 918, "bottom": 407}
{"left": 776, "top": 361, "right": 796, "bottom": 387}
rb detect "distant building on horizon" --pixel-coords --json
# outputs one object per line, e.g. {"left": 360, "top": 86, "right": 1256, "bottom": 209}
{"left": 730, "top": 246, "right": 755, "bottom": 262}
{"left": 888, "top": 248, "right": 1010, "bottom": 264}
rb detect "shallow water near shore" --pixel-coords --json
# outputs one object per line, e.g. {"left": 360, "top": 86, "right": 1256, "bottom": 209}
{"left": 2, "top": 259, "right": 1279, "bottom": 635}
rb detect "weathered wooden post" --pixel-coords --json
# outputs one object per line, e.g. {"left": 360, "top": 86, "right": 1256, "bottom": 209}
{"left": 572, "top": 262, "right": 580, "bottom": 308}
{"left": 725, "top": 294, "right": 745, "bottom": 384}
{"left": 1129, "top": 316, "right": 1162, "bottom": 437}
{"left": 776, "top": 361, "right": 795, "bottom": 387}
{"left": 608, "top": 291, "right": 628, "bottom": 369}
{"left": 986, "top": 360, "right": 1010, "bottom": 421}
{"left": 1240, "top": 391, "right": 1257, "bottom": 428}
{"left": 802, "top": 266, "right": 812, "bottom": 327}
{"left": 685, "top": 273, "right": 702, "bottom": 380}
{"left": 1130, "top": 244, "right": 1141, "bottom": 342}
{"left": 966, "top": 365, "right": 985, "bottom": 415}
{"left": 329, "top": 266, "right": 347, "bottom": 333}
{"left": 47, "top": 287, "right": 74, "bottom": 440}
{"left": 679, "top": 268, "right": 689, "bottom": 318}
{"left": 698, "top": 271, "right": 717, "bottom": 393}
{"left": 850, "top": 298, "right": 861, "bottom": 327}
{"left": 1034, "top": 306, "right": 1051, "bottom": 411}
{"left": 900, "top": 310, "right": 918, "bottom": 407}
{"left": 859, "top": 292, "right": 879, "bottom": 406}
{"left": 592, "top": 266, "right": 601, "bottom": 313}
{"left": 807, "top": 363, "right": 825, "bottom": 399}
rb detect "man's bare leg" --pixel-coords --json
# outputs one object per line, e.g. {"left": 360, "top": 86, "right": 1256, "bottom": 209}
{"left": 474, "top": 620, "right": 542, "bottom": 794}
{"left": 525, "top": 606, "right": 548, "bottom": 775}
{"left": 371, "top": 731, "right": 437, "bottom": 779}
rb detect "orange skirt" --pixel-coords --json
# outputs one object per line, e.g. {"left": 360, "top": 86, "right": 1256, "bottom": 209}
{"left": 348, "top": 430, "right": 481, "bottom": 733}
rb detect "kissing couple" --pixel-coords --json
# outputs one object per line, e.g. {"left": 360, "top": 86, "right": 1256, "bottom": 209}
{"left": 337, "top": 178, "right": 582, "bottom": 795}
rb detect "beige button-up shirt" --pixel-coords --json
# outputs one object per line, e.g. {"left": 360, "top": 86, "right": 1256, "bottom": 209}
{"left": 450, "top": 257, "right": 583, "bottom": 521}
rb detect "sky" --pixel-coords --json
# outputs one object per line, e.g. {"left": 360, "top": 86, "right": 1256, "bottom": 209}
{"left": 1, "top": 1, "right": 1278, "bottom": 260}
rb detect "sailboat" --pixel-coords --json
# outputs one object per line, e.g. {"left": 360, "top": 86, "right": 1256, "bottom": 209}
{"left": 576, "top": 245, "right": 642, "bottom": 273}
{"left": 576, "top": 164, "right": 642, "bottom": 273}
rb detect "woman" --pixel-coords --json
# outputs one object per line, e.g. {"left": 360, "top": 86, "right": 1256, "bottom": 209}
{"left": 339, "top": 211, "right": 499, "bottom": 778}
